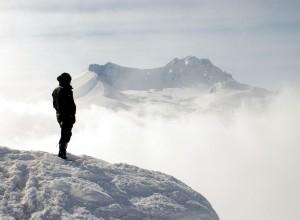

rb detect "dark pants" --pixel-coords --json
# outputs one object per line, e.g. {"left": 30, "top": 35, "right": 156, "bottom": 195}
{"left": 59, "top": 119, "right": 74, "bottom": 145}
{"left": 57, "top": 117, "right": 75, "bottom": 158}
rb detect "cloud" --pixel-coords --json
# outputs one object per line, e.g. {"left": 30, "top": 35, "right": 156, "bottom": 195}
{"left": 0, "top": 86, "right": 299, "bottom": 220}
{"left": 1, "top": 0, "right": 299, "bottom": 38}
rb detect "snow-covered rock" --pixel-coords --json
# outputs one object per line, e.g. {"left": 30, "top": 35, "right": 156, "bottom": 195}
{"left": 0, "top": 147, "right": 219, "bottom": 220}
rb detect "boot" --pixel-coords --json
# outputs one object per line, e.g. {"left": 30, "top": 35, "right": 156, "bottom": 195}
{"left": 58, "top": 143, "right": 68, "bottom": 159}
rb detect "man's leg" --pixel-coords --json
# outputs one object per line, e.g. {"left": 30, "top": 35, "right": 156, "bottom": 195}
{"left": 58, "top": 120, "right": 73, "bottom": 159}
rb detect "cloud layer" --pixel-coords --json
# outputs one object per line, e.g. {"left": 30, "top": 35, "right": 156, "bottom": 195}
{"left": 0, "top": 86, "right": 299, "bottom": 220}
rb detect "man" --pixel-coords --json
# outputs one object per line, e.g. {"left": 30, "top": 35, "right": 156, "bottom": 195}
{"left": 52, "top": 73, "right": 76, "bottom": 159}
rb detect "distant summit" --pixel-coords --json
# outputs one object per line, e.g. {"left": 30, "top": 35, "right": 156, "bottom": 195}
{"left": 166, "top": 56, "right": 213, "bottom": 68}
{"left": 29, "top": 56, "right": 270, "bottom": 108}
{"left": 88, "top": 56, "right": 233, "bottom": 90}
{"left": 70, "top": 56, "right": 270, "bottom": 110}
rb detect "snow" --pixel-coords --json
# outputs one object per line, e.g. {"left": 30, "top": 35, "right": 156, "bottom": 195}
{"left": 0, "top": 147, "right": 219, "bottom": 220}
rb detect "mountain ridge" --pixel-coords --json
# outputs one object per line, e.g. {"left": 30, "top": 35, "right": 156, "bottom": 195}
{"left": 27, "top": 56, "right": 270, "bottom": 111}
{"left": 69, "top": 56, "right": 270, "bottom": 110}
{"left": 88, "top": 56, "right": 234, "bottom": 91}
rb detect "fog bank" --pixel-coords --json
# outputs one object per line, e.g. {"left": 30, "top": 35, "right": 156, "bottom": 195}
{"left": 0, "top": 86, "right": 299, "bottom": 220}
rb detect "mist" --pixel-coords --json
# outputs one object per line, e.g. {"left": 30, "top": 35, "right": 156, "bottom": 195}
{"left": 0, "top": 85, "right": 299, "bottom": 220}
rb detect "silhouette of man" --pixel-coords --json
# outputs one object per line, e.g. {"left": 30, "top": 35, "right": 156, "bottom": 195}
{"left": 52, "top": 73, "right": 76, "bottom": 159}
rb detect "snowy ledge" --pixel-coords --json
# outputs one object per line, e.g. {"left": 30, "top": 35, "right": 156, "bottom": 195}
{"left": 0, "top": 147, "right": 219, "bottom": 220}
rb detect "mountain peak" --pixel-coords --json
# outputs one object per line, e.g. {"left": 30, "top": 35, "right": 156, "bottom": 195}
{"left": 105, "top": 61, "right": 115, "bottom": 66}
{"left": 0, "top": 146, "right": 219, "bottom": 220}
{"left": 87, "top": 56, "right": 233, "bottom": 90}
{"left": 166, "top": 56, "right": 213, "bottom": 68}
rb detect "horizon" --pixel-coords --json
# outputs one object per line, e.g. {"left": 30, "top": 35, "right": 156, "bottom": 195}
{"left": 0, "top": 54, "right": 295, "bottom": 99}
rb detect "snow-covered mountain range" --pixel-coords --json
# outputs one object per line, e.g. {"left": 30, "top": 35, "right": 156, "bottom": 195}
{"left": 0, "top": 147, "right": 219, "bottom": 220}
{"left": 88, "top": 56, "right": 232, "bottom": 90}
{"left": 72, "top": 56, "right": 270, "bottom": 111}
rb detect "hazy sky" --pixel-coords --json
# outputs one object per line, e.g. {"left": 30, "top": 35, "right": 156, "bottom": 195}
{"left": 0, "top": 0, "right": 299, "bottom": 98}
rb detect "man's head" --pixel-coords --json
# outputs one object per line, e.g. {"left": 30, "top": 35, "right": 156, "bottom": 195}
{"left": 57, "top": 72, "right": 72, "bottom": 86}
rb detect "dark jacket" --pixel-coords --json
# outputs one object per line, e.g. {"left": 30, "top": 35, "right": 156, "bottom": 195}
{"left": 52, "top": 84, "right": 76, "bottom": 123}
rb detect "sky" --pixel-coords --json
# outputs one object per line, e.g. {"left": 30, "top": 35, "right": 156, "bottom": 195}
{"left": 0, "top": 0, "right": 300, "bottom": 98}
{"left": 0, "top": 1, "right": 300, "bottom": 220}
